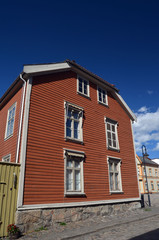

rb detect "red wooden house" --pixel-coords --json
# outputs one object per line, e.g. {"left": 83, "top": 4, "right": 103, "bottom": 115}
{"left": 0, "top": 60, "right": 140, "bottom": 233}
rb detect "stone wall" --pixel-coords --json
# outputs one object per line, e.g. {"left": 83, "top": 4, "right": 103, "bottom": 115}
{"left": 15, "top": 201, "right": 141, "bottom": 233}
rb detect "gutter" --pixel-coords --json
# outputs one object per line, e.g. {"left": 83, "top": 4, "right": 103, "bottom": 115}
{"left": 15, "top": 74, "right": 26, "bottom": 163}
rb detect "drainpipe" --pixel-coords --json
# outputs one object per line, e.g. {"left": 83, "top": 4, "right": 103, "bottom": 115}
{"left": 15, "top": 74, "right": 26, "bottom": 163}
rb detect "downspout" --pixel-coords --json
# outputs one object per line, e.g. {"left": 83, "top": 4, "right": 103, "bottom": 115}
{"left": 15, "top": 74, "right": 26, "bottom": 163}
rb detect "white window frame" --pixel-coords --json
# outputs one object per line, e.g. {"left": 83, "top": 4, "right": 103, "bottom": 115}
{"left": 64, "top": 149, "right": 85, "bottom": 196}
{"left": 2, "top": 154, "right": 11, "bottom": 162}
{"left": 107, "top": 156, "right": 122, "bottom": 193}
{"left": 5, "top": 102, "right": 16, "bottom": 140}
{"left": 64, "top": 101, "right": 83, "bottom": 143}
{"left": 105, "top": 117, "right": 119, "bottom": 151}
{"left": 97, "top": 86, "right": 108, "bottom": 106}
{"left": 77, "top": 76, "right": 90, "bottom": 97}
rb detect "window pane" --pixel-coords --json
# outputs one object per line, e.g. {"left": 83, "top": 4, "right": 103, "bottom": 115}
{"left": 75, "top": 161, "right": 80, "bottom": 168}
{"left": 108, "top": 139, "right": 112, "bottom": 147}
{"left": 107, "top": 123, "right": 111, "bottom": 130}
{"left": 109, "top": 162, "right": 113, "bottom": 171}
{"left": 75, "top": 170, "right": 81, "bottom": 190}
{"left": 111, "top": 125, "right": 115, "bottom": 132}
{"left": 107, "top": 132, "right": 111, "bottom": 139}
{"left": 103, "top": 93, "right": 106, "bottom": 103}
{"left": 79, "top": 78, "right": 83, "bottom": 92}
{"left": 73, "top": 111, "right": 79, "bottom": 119}
{"left": 68, "top": 109, "right": 72, "bottom": 117}
{"left": 110, "top": 173, "right": 113, "bottom": 190}
{"left": 66, "top": 119, "right": 72, "bottom": 137}
{"left": 66, "top": 169, "right": 73, "bottom": 190}
{"left": 74, "top": 121, "right": 79, "bottom": 139}
{"left": 99, "top": 91, "right": 102, "bottom": 102}
{"left": 113, "top": 140, "right": 117, "bottom": 148}
{"left": 67, "top": 159, "right": 73, "bottom": 167}
{"left": 112, "top": 133, "right": 116, "bottom": 140}
{"left": 84, "top": 81, "right": 87, "bottom": 95}
{"left": 115, "top": 173, "right": 118, "bottom": 190}
{"left": 114, "top": 163, "right": 118, "bottom": 171}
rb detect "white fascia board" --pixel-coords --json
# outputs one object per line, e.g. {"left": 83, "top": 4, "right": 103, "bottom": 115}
{"left": 23, "top": 62, "right": 71, "bottom": 74}
{"left": 17, "top": 197, "right": 140, "bottom": 211}
{"left": 114, "top": 92, "right": 137, "bottom": 122}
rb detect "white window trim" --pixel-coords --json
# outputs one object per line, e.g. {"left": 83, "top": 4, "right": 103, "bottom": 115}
{"left": 2, "top": 154, "right": 11, "bottom": 162}
{"left": 77, "top": 75, "right": 90, "bottom": 97}
{"left": 64, "top": 101, "right": 84, "bottom": 143}
{"left": 64, "top": 149, "right": 85, "bottom": 196}
{"left": 107, "top": 156, "right": 123, "bottom": 193}
{"left": 104, "top": 117, "right": 120, "bottom": 151}
{"left": 4, "top": 102, "right": 17, "bottom": 140}
{"left": 97, "top": 86, "right": 108, "bottom": 106}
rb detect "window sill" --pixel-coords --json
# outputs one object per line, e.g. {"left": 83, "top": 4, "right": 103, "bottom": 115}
{"left": 65, "top": 137, "right": 84, "bottom": 144}
{"left": 77, "top": 91, "right": 91, "bottom": 100}
{"left": 110, "top": 191, "right": 124, "bottom": 194}
{"left": 98, "top": 101, "right": 109, "bottom": 108}
{"left": 4, "top": 134, "right": 13, "bottom": 141}
{"left": 107, "top": 147, "right": 120, "bottom": 152}
{"left": 65, "top": 192, "right": 86, "bottom": 197}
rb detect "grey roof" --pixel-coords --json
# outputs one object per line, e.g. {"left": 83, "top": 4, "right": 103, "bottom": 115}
{"left": 138, "top": 156, "right": 159, "bottom": 166}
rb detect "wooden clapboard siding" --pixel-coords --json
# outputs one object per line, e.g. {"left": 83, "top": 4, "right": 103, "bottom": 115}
{"left": 0, "top": 87, "right": 23, "bottom": 163}
{"left": 23, "top": 70, "right": 139, "bottom": 205}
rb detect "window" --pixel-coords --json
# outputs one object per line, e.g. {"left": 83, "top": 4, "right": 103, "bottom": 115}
{"left": 151, "top": 181, "right": 154, "bottom": 190}
{"left": 108, "top": 157, "right": 122, "bottom": 192}
{"left": 2, "top": 154, "right": 11, "bottom": 162}
{"left": 65, "top": 102, "right": 83, "bottom": 142}
{"left": 97, "top": 87, "right": 108, "bottom": 105}
{"left": 145, "top": 181, "right": 148, "bottom": 191}
{"left": 64, "top": 149, "right": 85, "bottom": 195}
{"left": 5, "top": 103, "right": 16, "bottom": 139}
{"left": 137, "top": 167, "right": 140, "bottom": 175}
{"left": 143, "top": 167, "right": 146, "bottom": 176}
{"left": 77, "top": 76, "right": 89, "bottom": 97}
{"left": 155, "top": 169, "right": 158, "bottom": 177}
{"left": 157, "top": 182, "right": 159, "bottom": 191}
{"left": 149, "top": 168, "right": 151, "bottom": 176}
{"left": 105, "top": 118, "right": 119, "bottom": 150}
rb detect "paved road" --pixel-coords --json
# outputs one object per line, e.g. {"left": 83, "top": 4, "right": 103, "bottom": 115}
{"left": 19, "top": 206, "right": 159, "bottom": 240}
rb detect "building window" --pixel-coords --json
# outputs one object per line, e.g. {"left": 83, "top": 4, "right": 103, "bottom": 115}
{"left": 151, "top": 181, "right": 154, "bottom": 190}
{"left": 97, "top": 87, "right": 108, "bottom": 105}
{"left": 65, "top": 102, "right": 83, "bottom": 142}
{"left": 108, "top": 157, "right": 122, "bottom": 192}
{"left": 149, "top": 168, "right": 152, "bottom": 176}
{"left": 157, "top": 182, "right": 159, "bottom": 191}
{"left": 77, "top": 76, "right": 89, "bottom": 97}
{"left": 105, "top": 118, "right": 119, "bottom": 150}
{"left": 143, "top": 167, "right": 146, "bottom": 176}
{"left": 5, "top": 103, "right": 16, "bottom": 139}
{"left": 64, "top": 149, "right": 85, "bottom": 195}
{"left": 2, "top": 154, "right": 11, "bottom": 162}
{"left": 155, "top": 169, "right": 158, "bottom": 177}
{"left": 137, "top": 167, "right": 140, "bottom": 175}
{"left": 145, "top": 181, "right": 148, "bottom": 191}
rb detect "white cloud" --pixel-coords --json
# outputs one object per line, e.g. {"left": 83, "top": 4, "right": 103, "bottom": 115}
{"left": 133, "top": 107, "right": 159, "bottom": 153}
{"left": 147, "top": 90, "right": 153, "bottom": 95}
{"left": 153, "top": 143, "right": 159, "bottom": 151}
{"left": 138, "top": 106, "right": 148, "bottom": 113}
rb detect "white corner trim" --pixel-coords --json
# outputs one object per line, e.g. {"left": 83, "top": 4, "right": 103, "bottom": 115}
{"left": 17, "top": 78, "right": 32, "bottom": 208}
{"left": 23, "top": 63, "right": 70, "bottom": 74}
{"left": 17, "top": 197, "right": 141, "bottom": 211}
{"left": 114, "top": 92, "right": 137, "bottom": 122}
{"left": 130, "top": 119, "right": 141, "bottom": 198}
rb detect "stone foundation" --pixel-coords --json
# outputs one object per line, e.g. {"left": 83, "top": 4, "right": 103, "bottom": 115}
{"left": 15, "top": 201, "right": 141, "bottom": 233}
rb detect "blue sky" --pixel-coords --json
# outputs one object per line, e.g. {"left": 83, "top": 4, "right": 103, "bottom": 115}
{"left": 1, "top": 0, "right": 159, "bottom": 158}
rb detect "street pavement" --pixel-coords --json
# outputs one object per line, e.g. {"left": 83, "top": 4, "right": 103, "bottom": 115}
{"left": 18, "top": 205, "right": 159, "bottom": 240}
